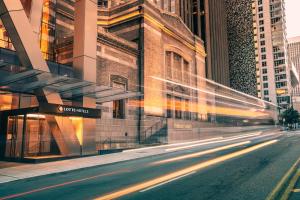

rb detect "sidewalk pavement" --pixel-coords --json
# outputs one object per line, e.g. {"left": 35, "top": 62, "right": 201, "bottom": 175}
{"left": 0, "top": 131, "right": 279, "bottom": 184}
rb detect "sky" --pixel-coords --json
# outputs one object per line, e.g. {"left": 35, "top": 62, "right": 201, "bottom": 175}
{"left": 285, "top": 0, "right": 300, "bottom": 38}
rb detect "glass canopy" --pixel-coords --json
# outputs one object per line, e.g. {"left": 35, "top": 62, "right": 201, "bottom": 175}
{"left": 0, "top": 62, "right": 141, "bottom": 103}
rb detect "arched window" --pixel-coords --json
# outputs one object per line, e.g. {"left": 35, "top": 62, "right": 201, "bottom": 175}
{"left": 165, "top": 51, "right": 192, "bottom": 120}
{"left": 165, "top": 51, "right": 190, "bottom": 84}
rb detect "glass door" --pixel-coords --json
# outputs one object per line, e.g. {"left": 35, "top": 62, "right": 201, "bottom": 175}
{"left": 5, "top": 114, "right": 59, "bottom": 159}
{"left": 25, "top": 114, "right": 56, "bottom": 157}
{"left": 5, "top": 115, "right": 25, "bottom": 158}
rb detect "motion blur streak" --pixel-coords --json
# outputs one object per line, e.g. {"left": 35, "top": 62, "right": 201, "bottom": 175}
{"left": 165, "top": 132, "right": 261, "bottom": 151}
{"left": 94, "top": 140, "right": 278, "bottom": 200}
{"left": 152, "top": 141, "right": 250, "bottom": 165}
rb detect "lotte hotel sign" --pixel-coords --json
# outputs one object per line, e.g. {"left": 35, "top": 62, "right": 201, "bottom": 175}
{"left": 39, "top": 103, "right": 101, "bottom": 118}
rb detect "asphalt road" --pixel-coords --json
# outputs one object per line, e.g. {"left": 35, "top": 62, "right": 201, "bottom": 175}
{"left": 1, "top": 131, "right": 300, "bottom": 200}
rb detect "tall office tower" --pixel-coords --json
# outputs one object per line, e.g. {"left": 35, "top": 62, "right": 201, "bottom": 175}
{"left": 288, "top": 36, "right": 300, "bottom": 110}
{"left": 201, "top": 0, "right": 230, "bottom": 86}
{"left": 252, "top": 0, "right": 294, "bottom": 109}
{"left": 225, "top": 0, "right": 257, "bottom": 97}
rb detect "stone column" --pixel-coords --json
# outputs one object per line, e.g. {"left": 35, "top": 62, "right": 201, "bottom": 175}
{"left": 73, "top": 0, "right": 98, "bottom": 155}
{"left": 29, "top": 0, "right": 43, "bottom": 42}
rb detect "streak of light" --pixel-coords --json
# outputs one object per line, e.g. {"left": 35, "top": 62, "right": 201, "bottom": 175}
{"left": 94, "top": 140, "right": 278, "bottom": 200}
{"left": 123, "top": 137, "right": 223, "bottom": 153}
{"left": 152, "top": 141, "right": 251, "bottom": 165}
{"left": 150, "top": 76, "right": 270, "bottom": 109}
{"left": 165, "top": 132, "right": 261, "bottom": 152}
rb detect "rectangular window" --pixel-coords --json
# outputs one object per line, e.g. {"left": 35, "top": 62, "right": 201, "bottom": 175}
{"left": 113, "top": 100, "right": 125, "bottom": 119}
{"left": 112, "top": 82, "right": 126, "bottom": 119}
{"left": 166, "top": 51, "right": 172, "bottom": 79}
{"left": 167, "top": 94, "right": 173, "bottom": 118}
{"left": 262, "top": 68, "right": 267, "bottom": 74}
{"left": 175, "top": 97, "right": 182, "bottom": 119}
{"left": 183, "top": 61, "right": 190, "bottom": 85}
{"left": 174, "top": 53, "right": 182, "bottom": 81}
{"left": 264, "top": 90, "right": 269, "bottom": 96}
{"left": 184, "top": 99, "right": 190, "bottom": 120}
{"left": 259, "top": 20, "right": 264, "bottom": 25}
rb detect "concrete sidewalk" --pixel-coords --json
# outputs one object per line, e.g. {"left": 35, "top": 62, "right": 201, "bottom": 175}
{"left": 0, "top": 131, "right": 280, "bottom": 184}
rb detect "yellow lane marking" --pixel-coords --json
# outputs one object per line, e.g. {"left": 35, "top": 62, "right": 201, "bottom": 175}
{"left": 266, "top": 158, "right": 300, "bottom": 200}
{"left": 292, "top": 188, "right": 300, "bottom": 193}
{"left": 94, "top": 140, "right": 278, "bottom": 200}
{"left": 280, "top": 170, "right": 300, "bottom": 200}
{"left": 152, "top": 141, "right": 250, "bottom": 165}
{"left": 166, "top": 132, "right": 261, "bottom": 152}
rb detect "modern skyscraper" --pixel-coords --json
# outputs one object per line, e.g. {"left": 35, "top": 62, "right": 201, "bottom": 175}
{"left": 225, "top": 0, "right": 258, "bottom": 97}
{"left": 201, "top": 0, "right": 230, "bottom": 87}
{"left": 288, "top": 36, "right": 300, "bottom": 110}
{"left": 252, "top": 0, "right": 295, "bottom": 109}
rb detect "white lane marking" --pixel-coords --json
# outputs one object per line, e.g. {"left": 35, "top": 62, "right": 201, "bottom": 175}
{"left": 166, "top": 132, "right": 262, "bottom": 152}
{"left": 139, "top": 171, "right": 197, "bottom": 193}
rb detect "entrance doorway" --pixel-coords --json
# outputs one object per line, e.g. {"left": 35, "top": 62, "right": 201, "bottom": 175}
{"left": 4, "top": 114, "right": 59, "bottom": 159}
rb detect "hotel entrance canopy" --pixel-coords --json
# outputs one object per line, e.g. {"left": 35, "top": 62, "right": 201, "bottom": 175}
{"left": 0, "top": 62, "right": 141, "bottom": 103}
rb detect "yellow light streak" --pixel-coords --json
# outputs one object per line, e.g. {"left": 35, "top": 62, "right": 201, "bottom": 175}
{"left": 152, "top": 141, "right": 250, "bottom": 165}
{"left": 94, "top": 140, "right": 278, "bottom": 200}
{"left": 150, "top": 76, "right": 268, "bottom": 109}
{"left": 165, "top": 132, "right": 261, "bottom": 152}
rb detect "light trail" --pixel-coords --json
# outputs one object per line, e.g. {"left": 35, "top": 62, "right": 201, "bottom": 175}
{"left": 152, "top": 141, "right": 250, "bottom": 165}
{"left": 165, "top": 132, "right": 262, "bottom": 152}
{"left": 123, "top": 137, "right": 223, "bottom": 153}
{"left": 150, "top": 76, "right": 271, "bottom": 109}
{"left": 94, "top": 140, "right": 278, "bottom": 200}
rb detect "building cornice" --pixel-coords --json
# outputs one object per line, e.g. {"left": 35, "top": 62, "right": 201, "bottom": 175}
{"left": 97, "top": 7, "right": 206, "bottom": 57}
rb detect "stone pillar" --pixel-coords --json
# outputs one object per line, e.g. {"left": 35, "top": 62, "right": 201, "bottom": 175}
{"left": 29, "top": 0, "right": 43, "bottom": 42}
{"left": 73, "top": 0, "right": 98, "bottom": 155}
